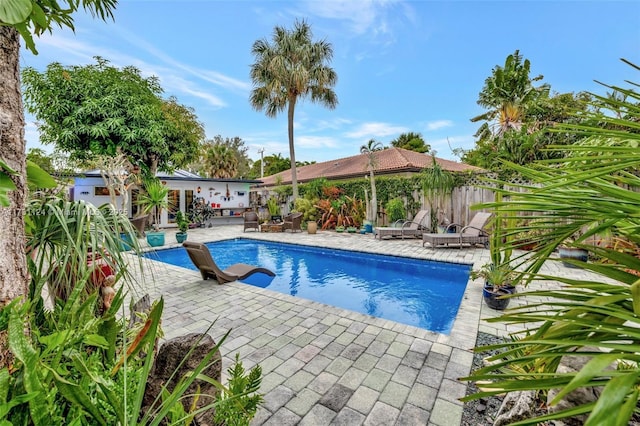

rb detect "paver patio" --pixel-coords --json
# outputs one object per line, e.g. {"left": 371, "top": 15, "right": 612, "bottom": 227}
{"left": 128, "top": 225, "right": 589, "bottom": 425}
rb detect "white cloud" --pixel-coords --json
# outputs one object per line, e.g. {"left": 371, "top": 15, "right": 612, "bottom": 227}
{"left": 34, "top": 31, "right": 243, "bottom": 109}
{"left": 296, "top": 135, "right": 339, "bottom": 149}
{"left": 312, "top": 118, "right": 353, "bottom": 131}
{"left": 344, "top": 122, "right": 408, "bottom": 139}
{"left": 426, "top": 120, "right": 454, "bottom": 131}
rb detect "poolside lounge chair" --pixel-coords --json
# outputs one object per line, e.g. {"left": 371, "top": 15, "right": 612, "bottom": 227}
{"left": 243, "top": 211, "right": 259, "bottom": 232}
{"left": 422, "top": 212, "right": 492, "bottom": 249}
{"left": 374, "top": 209, "right": 429, "bottom": 240}
{"left": 182, "top": 241, "right": 275, "bottom": 284}
{"left": 283, "top": 212, "right": 302, "bottom": 232}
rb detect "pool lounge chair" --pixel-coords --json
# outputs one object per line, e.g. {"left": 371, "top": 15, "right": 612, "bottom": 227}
{"left": 182, "top": 241, "right": 275, "bottom": 284}
{"left": 422, "top": 212, "right": 492, "bottom": 249}
{"left": 243, "top": 211, "right": 259, "bottom": 232}
{"left": 283, "top": 212, "right": 303, "bottom": 232}
{"left": 374, "top": 209, "right": 429, "bottom": 239}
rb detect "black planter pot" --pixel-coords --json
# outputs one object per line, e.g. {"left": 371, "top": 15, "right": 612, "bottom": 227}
{"left": 483, "top": 282, "right": 516, "bottom": 310}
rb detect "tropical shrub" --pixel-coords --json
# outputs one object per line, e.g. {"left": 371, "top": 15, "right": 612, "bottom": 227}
{"left": 385, "top": 198, "right": 406, "bottom": 223}
{"left": 137, "top": 178, "right": 170, "bottom": 231}
{"left": 462, "top": 61, "right": 640, "bottom": 425}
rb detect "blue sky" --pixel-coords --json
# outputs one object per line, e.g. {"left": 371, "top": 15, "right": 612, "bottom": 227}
{"left": 21, "top": 0, "right": 640, "bottom": 163}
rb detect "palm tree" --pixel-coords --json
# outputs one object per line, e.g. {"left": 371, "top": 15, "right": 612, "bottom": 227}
{"left": 390, "top": 132, "right": 431, "bottom": 153}
{"left": 0, "top": 0, "right": 117, "bottom": 349}
{"left": 360, "top": 139, "right": 383, "bottom": 226}
{"left": 471, "top": 50, "right": 550, "bottom": 138}
{"left": 250, "top": 19, "right": 338, "bottom": 200}
{"left": 204, "top": 143, "right": 238, "bottom": 178}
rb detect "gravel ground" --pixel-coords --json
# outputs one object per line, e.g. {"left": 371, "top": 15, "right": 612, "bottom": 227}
{"left": 462, "top": 332, "right": 507, "bottom": 426}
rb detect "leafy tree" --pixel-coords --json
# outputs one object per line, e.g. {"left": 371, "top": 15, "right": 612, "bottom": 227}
{"left": 25, "top": 148, "right": 53, "bottom": 173}
{"left": 471, "top": 50, "right": 550, "bottom": 139}
{"left": 0, "top": 0, "right": 117, "bottom": 369}
{"left": 463, "top": 91, "right": 592, "bottom": 170}
{"left": 250, "top": 19, "right": 338, "bottom": 200}
{"left": 360, "top": 139, "right": 383, "bottom": 225}
{"left": 22, "top": 58, "right": 204, "bottom": 176}
{"left": 263, "top": 153, "right": 291, "bottom": 176}
{"left": 390, "top": 132, "right": 430, "bottom": 153}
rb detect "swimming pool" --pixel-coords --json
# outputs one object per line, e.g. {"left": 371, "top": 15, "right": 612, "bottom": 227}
{"left": 144, "top": 239, "right": 471, "bottom": 334}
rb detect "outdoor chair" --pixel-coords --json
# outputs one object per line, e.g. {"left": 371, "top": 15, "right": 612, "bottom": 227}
{"left": 374, "top": 209, "right": 429, "bottom": 239}
{"left": 182, "top": 241, "right": 275, "bottom": 284}
{"left": 243, "top": 211, "right": 259, "bottom": 232}
{"left": 283, "top": 212, "right": 303, "bottom": 232}
{"left": 422, "top": 212, "right": 492, "bottom": 249}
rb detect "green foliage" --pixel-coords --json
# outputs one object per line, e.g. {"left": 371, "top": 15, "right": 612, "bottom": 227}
{"left": 22, "top": 58, "right": 204, "bottom": 175}
{"left": 0, "top": 0, "right": 117, "bottom": 55}
{"left": 422, "top": 157, "right": 455, "bottom": 231}
{"left": 25, "top": 196, "right": 143, "bottom": 303}
{"left": 137, "top": 178, "right": 170, "bottom": 231}
{"left": 0, "top": 159, "right": 56, "bottom": 207}
{"left": 303, "top": 178, "right": 328, "bottom": 200}
{"left": 462, "top": 61, "right": 640, "bottom": 425}
{"left": 191, "top": 135, "right": 251, "bottom": 179}
{"left": 390, "top": 132, "right": 430, "bottom": 153}
{"left": 470, "top": 262, "right": 515, "bottom": 288}
{"left": 294, "top": 197, "right": 319, "bottom": 222}
{"left": 266, "top": 197, "right": 281, "bottom": 216}
{"left": 26, "top": 148, "right": 53, "bottom": 173}
{"left": 6, "top": 191, "right": 262, "bottom": 425}
{"left": 250, "top": 18, "right": 338, "bottom": 199}
{"left": 213, "top": 353, "right": 263, "bottom": 426}
{"left": 175, "top": 210, "right": 189, "bottom": 233}
{"left": 200, "top": 140, "right": 239, "bottom": 178}
{"left": 385, "top": 198, "right": 406, "bottom": 223}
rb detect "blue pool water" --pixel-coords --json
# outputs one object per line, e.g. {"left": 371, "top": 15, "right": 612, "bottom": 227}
{"left": 144, "top": 239, "right": 471, "bottom": 334}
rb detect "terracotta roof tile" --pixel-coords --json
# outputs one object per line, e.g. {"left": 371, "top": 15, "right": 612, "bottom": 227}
{"left": 257, "top": 147, "right": 482, "bottom": 186}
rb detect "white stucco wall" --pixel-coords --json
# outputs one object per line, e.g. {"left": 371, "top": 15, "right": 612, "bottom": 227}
{"left": 73, "top": 175, "right": 253, "bottom": 228}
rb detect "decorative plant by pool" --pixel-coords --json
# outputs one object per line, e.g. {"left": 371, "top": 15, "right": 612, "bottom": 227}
{"left": 385, "top": 197, "right": 406, "bottom": 224}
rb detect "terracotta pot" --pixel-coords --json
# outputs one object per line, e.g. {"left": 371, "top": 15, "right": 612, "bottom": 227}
{"left": 307, "top": 221, "right": 317, "bottom": 234}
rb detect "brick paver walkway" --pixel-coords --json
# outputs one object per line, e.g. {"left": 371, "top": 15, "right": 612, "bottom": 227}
{"left": 129, "top": 225, "right": 586, "bottom": 425}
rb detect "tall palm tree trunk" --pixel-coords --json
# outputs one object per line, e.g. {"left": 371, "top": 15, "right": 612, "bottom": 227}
{"left": 369, "top": 169, "right": 378, "bottom": 226}
{"left": 287, "top": 96, "right": 299, "bottom": 199}
{"left": 0, "top": 26, "right": 28, "bottom": 370}
{"left": 0, "top": 27, "right": 29, "bottom": 304}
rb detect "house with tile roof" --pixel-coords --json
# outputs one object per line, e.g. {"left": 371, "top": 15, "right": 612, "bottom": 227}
{"left": 254, "top": 147, "right": 482, "bottom": 189}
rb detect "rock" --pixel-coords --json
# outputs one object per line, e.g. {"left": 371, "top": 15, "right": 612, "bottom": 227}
{"left": 494, "top": 390, "right": 537, "bottom": 426}
{"left": 143, "top": 333, "right": 222, "bottom": 425}
{"left": 476, "top": 403, "right": 486, "bottom": 413}
{"left": 547, "top": 350, "right": 606, "bottom": 426}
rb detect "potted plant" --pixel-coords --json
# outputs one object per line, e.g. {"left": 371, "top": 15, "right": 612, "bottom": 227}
{"left": 471, "top": 195, "right": 518, "bottom": 309}
{"left": 471, "top": 263, "right": 516, "bottom": 310}
{"left": 266, "top": 197, "right": 281, "bottom": 222}
{"left": 137, "top": 178, "right": 169, "bottom": 247}
{"left": 175, "top": 210, "right": 189, "bottom": 243}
